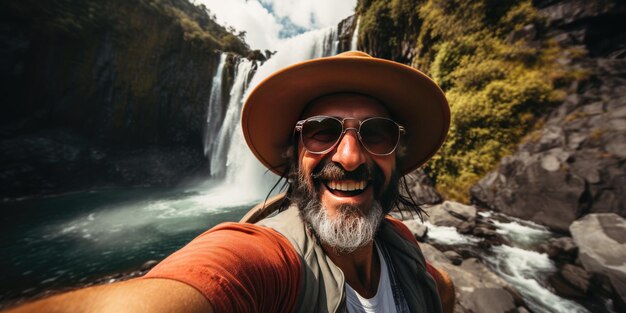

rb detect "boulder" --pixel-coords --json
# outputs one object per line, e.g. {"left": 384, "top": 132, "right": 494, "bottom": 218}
{"left": 537, "top": 236, "right": 578, "bottom": 263}
{"left": 421, "top": 244, "right": 526, "bottom": 313}
{"left": 425, "top": 201, "right": 477, "bottom": 228}
{"left": 421, "top": 242, "right": 454, "bottom": 267}
{"left": 570, "top": 213, "right": 626, "bottom": 308}
{"left": 403, "top": 170, "right": 443, "bottom": 205}
{"left": 470, "top": 149, "right": 587, "bottom": 232}
{"left": 457, "top": 221, "right": 474, "bottom": 234}
{"left": 561, "top": 264, "right": 591, "bottom": 294}
{"left": 443, "top": 250, "right": 463, "bottom": 265}
{"left": 473, "top": 225, "right": 498, "bottom": 238}
{"left": 411, "top": 183, "right": 444, "bottom": 206}
{"left": 443, "top": 201, "right": 477, "bottom": 221}
{"left": 548, "top": 273, "right": 587, "bottom": 298}
{"left": 550, "top": 237, "right": 578, "bottom": 254}
{"left": 402, "top": 219, "right": 428, "bottom": 241}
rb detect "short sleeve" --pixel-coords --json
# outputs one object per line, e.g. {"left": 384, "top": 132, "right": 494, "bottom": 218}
{"left": 142, "top": 222, "right": 302, "bottom": 313}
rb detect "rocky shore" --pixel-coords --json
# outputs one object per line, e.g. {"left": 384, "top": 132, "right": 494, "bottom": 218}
{"left": 403, "top": 168, "right": 625, "bottom": 312}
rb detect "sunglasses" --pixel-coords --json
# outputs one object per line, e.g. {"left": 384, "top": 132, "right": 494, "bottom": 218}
{"left": 294, "top": 116, "right": 405, "bottom": 156}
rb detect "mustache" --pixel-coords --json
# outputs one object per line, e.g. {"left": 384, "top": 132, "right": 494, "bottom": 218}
{"left": 311, "top": 161, "right": 378, "bottom": 182}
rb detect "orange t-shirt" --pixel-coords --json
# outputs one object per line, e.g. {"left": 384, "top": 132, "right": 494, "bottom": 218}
{"left": 145, "top": 218, "right": 454, "bottom": 313}
{"left": 143, "top": 222, "right": 302, "bottom": 312}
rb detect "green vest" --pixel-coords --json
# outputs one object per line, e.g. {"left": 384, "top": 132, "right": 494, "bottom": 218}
{"left": 258, "top": 206, "right": 442, "bottom": 313}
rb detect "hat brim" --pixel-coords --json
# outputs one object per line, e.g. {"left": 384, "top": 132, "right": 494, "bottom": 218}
{"left": 242, "top": 54, "right": 450, "bottom": 176}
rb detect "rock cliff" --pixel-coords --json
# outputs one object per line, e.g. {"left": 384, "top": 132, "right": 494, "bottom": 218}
{"left": 0, "top": 0, "right": 253, "bottom": 197}
{"left": 470, "top": 0, "right": 626, "bottom": 232}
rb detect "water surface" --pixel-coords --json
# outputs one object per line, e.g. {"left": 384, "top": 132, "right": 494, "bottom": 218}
{"left": 1, "top": 185, "right": 258, "bottom": 304}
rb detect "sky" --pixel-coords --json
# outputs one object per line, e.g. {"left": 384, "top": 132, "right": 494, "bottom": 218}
{"left": 193, "top": 0, "right": 357, "bottom": 50}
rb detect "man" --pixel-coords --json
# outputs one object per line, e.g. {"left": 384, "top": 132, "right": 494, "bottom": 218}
{"left": 6, "top": 51, "right": 453, "bottom": 312}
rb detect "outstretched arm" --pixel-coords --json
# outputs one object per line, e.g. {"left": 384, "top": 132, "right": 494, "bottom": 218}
{"left": 4, "top": 278, "right": 213, "bottom": 313}
{"left": 5, "top": 221, "right": 300, "bottom": 313}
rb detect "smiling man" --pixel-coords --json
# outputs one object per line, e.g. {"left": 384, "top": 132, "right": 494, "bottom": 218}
{"left": 5, "top": 51, "right": 453, "bottom": 313}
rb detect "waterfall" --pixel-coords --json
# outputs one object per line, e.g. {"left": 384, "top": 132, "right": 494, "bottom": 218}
{"left": 203, "top": 53, "right": 227, "bottom": 156}
{"left": 324, "top": 27, "right": 340, "bottom": 56}
{"left": 248, "top": 26, "right": 340, "bottom": 93}
{"left": 194, "top": 26, "right": 342, "bottom": 206}
{"left": 350, "top": 17, "right": 360, "bottom": 51}
{"left": 210, "top": 58, "right": 254, "bottom": 178}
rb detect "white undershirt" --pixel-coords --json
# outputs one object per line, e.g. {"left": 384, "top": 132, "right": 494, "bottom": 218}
{"left": 345, "top": 245, "right": 398, "bottom": 313}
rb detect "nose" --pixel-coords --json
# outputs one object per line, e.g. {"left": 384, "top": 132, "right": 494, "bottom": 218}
{"left": 330, "top": 129, "right": 367, "bottom": 172}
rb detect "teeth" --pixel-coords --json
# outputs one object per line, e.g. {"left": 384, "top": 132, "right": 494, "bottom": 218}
{"left": 327, "top": 180, "right": 367, "bottom": 192}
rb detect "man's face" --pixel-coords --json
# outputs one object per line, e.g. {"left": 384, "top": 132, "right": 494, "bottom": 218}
{"left": 297, "top": 93, "right": 397, "bottom": 221}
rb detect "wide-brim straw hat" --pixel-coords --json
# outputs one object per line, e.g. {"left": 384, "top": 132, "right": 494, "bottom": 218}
{"left": 242, "top": 51, "right": 450, "bottom": 176}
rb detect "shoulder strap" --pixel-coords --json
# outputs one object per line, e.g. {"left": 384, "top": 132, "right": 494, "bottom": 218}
{"left": 240, "top": 192, "right": 287, "bottom": 223}
{"left": 385, "top": 217, "right": 456, "bottom": 313}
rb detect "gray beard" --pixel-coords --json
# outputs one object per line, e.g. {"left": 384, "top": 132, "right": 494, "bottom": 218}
{"left": 301, "top": 198, "right": 384, "bottom": 254}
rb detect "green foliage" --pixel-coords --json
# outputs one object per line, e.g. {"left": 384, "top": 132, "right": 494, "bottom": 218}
{"left": 155, "top": 0, "right": 249, "bottom": 54}
{"left": 357, "top": 0, "right": 572, "bottom": 202}
{"left": 3, "top": 0, "right": 250, "bottom": 54}
{"left": 356, "top": 0, "right": 420, "bottom": 62}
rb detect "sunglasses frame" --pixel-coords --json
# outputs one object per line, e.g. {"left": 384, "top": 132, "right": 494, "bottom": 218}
{"left": 294, "top": 116, "right": 406, "bottom": 156}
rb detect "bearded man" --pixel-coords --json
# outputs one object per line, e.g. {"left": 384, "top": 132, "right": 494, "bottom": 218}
{"left": 5, "top": 51, "right": 454, "bottom": 313}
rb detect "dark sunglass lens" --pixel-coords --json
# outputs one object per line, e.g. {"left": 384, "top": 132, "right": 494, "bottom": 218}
{"left": 360, "top": 118, "right": 400, "bottom": 154}
{"left": 301, "top": 117, "right": 342, "bottom": 152}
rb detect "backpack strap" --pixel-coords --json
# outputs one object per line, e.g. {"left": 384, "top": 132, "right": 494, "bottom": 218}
{"left": 385, "top": 217, "right": 456, "bottom": 313}
{"left": 239, "top": 192, "right": 287, "bottom": 223}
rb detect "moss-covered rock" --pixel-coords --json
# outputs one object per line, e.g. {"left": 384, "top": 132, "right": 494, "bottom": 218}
{"left": 357, "top": 0, "right": 576, "bottom": 202}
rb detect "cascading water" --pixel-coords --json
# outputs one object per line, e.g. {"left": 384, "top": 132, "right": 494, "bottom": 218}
{"left": 350, "top": 17, "right": 360, "bottom": 50}
{"left": 183, "top": 25, "right": 346, "bottom": 210}
{"left": 209, "top": 58, "right": 254, "bottom": 178}
{"left": 426, "top": 213, "right": 593, "bottom": 313}
{"left": 203, "top": 53, "right": 227, "bottom": 157}
{"left": 247, "top": 26, "right": 341, "bottom": 93}
{"left": 197, "top": 26, "right": 344, "bottom": 203}
{"left": 324, "top": 27, "right": 340, "bottom": 56}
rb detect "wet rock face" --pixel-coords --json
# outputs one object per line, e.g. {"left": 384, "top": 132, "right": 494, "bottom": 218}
{"left": 0, "top": 129, "right": 206, "bottom": 196}
{"left": 471, "top": 0, "right": 626, "bottom": 232}
{"left": 570, "top": 214, "right": 626, "bottom": 309}
{"left": 0, "top": 0, "right": 251, "bottom": 197}
{"left": 336, "top": 15, "right": 357, "bottom": 52}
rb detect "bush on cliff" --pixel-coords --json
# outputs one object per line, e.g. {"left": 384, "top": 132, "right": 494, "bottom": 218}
{"left": 357, "top": 0, "right": 575, "bottom": 202}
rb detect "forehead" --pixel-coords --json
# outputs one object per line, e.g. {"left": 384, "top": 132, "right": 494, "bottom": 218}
{"left": 302, "top": 93, "right": 390, "bottom": 119}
